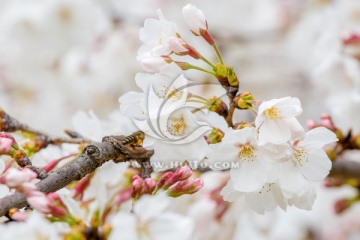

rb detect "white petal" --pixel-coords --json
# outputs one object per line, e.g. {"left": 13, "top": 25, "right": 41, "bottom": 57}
{"left": 258, "top": 120, "right": 291, "bottom": 145}
{"left": 298, "top": 149, "right": 332, "bottom": 181}
{"left": 134, "top": 194, "right": 169, "bottom": 222}
{"left": 149, "top": 213, "right": 194, "bottom": 240}
{"left": 220, "top": 180, "right": 243, "bottom": 202}
{"left": 230, "top": 159, "right": 271, "bottom": 193}
{"left": 301, "top": 127, "right": 338, "bottom": 149}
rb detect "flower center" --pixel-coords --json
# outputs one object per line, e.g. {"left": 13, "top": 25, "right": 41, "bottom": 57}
{"left": 292, "top": 147, "right": 309, "bottom": 167}
{"left": 237, "top": 143, "right": 256, "bottom": 162}
{"left": 168, "top": 116, "right": 186, "bottom": 136}
{"left": 259, "top": 183, "right": 274, "bottom": 194}
{"left": 265, "top": 106, "right": 282, "bottom": 120}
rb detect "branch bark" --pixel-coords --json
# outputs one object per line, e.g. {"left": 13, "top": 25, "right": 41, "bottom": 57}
{"left": 0, "top": 139, "right": 153, "bottom": 217}
{"left": 330, "top": 160, "right": 360, "bottom": 178}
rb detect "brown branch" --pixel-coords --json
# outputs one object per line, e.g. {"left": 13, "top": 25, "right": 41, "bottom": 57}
{"left": 0, "top": 108, "right": 90, "bottom": 146}
{"left": 330, "top": 160, "right": 360, "bottom": 178}
{"left": 0, "top": 137, "right": 154, "bottom": 217}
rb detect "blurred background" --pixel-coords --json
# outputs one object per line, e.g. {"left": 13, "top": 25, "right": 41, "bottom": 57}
{"left": 2, "top": 0, "right": 359, "bottom": 134}
{"left": 1, "top": 1, "right": 360, "bottom": 239}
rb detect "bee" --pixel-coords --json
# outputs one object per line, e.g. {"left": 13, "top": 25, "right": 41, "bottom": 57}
{"left": 121, "top": 131, "right": 145, "bottom": 147}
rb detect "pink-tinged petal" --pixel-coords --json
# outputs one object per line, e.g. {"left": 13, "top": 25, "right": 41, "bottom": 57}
{"left": 258, "top": 120, "right": 291, "bottom": 145}
{"left": 298, "top": 149, "right": 332, "bottom": 181}
{"left": 301, "top": 127, "right": 338, "bottom": 149}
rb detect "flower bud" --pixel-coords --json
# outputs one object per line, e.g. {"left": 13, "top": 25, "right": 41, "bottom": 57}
{"left": 342, "top": 32, "right": 360, "bottom": 45}
{"left": 306, "top": 119, "right": 317, "bottom": 130}
{"left": 167, "top": 178, "right": 204, "bottom": 197}
{"left": 207, "top": 96, "right": 228, "bottom": 118}
{"left": 206, "top": 128, "right": 224, "bottom": 144}
{"left": 182, "top": 4, "right": 207, "bottom": 36}
{"left": 234, "top": 92, "right": 255, "bottom": 110}
{"left": 27, "top": 191, "right": 51, "bottom": 214}
{"left": 47, "top": 192, "right": 68, "bottom": 217}
{"left": 0, "top": 132, "right": 16, "bottom": 155}
{"left": 131, "top": 175, "right": 143, "bottom": 198}
{"left": 334, "top": 198, "right": 353, "bottom": 214}
{"left": 169, "top": 36, "right": 201, "bottom": 59}
{"left": 142, "top": 178, "right": 156, "bottom": 194}
{"left": 8, "top": 208, "right": 27, "bottom": 221}
{"left": 114, "top": 188, "right": 132, "bottom": 206}
{"left": 0, "top": 168, "right": 37, "bottom": 188}
{"left": 173, "top": 166, "right": 192, "bottom": 181}
{"left": 156, "top": 172, "right": 174, "bottom": 189}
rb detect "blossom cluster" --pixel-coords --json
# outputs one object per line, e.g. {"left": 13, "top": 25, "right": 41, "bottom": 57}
{"left": 119, "top": 4, "right": 338, "bottom": 214}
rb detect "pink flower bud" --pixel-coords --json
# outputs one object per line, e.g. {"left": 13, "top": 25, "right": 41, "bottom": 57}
{"left": 27, "top": 192, "right": 68, "bottom": 217}
{"left": 157, "top": 172, "right": 174, "bottom": 189}
{"left": 1, "top": 168, "right": 37, "bottom": 188}
{"left": 167, "top": 178, "right": 204, "bottom": 197}
{"left": 320, "top": 119, "right": 336, "bottom": 131}
{"left": 131, "top": 175, "right": 143, "bottom": 198}
{"left": 73, "top": 173, "right": 92, "bottom": 200}
{"left": 182, "top": 4, "right": 207, "bottom": 36}
{"left": 342, "top": 32, "right": 360, "bottom": 45}
{"left": 11, "top": 211, "right": 27, "bottom": 221}
{"left": 0, "top": 132, "right": 16, "bottom": 155}
{"left": 142, "top": 178, "right": 156, "bottom": 194}
{"left": 21, "top": 182, "right": 37, "bottom": 194}
{"left": 114, "top": 188, "right": 132, "bottom": 206}
{"left": 47, "top": 193, "right": 68, "bottom": 217}
{"left": 334, "top": 198, "right": 352, "bottom": 214}
{"left": 173, "top": 165, "right": 192, "bottom": 181}
{"left": 306, "top": 119, "right": 317, "bottom": 130}
{"left": 27, "top": 191, "right": 51, "bottom": 214}
{"left": 169, "top": 37, "right": 188, "bottom": 54}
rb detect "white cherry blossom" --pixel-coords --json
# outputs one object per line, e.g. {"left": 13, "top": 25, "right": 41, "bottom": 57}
{"left": 137, "top": 9, "right": 178, "bottom": 61}
{"left": 207, "top": 127, "right": 274, "bottom": 192}
{"left": 109, "top": 194, "right": 194, "bottom": 240}
{"left": 255, "top": 97, "right": 303, "bottom": 145}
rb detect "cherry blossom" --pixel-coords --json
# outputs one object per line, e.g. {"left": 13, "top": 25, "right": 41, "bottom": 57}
{"left": 255, "top": 97, "right": 304, "bottom": 145}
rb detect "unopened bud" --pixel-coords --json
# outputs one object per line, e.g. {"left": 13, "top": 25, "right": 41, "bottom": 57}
{"left": 8, "top": 208, "right": 27, "bottom": 221}
{"left": 169, "top": 37, "right": 201, "bottom": 59}
{"left": 182, "top": 4, "right": 208, "bottom": 36}
{"left": 234, "top": 92, "right": 255, "bottom": 110}
{"left": 173, "top": 166, "right": 192, "bottom": 181}
{"left": 167, "top": 178, "right": 204, "bottom": 197}
{"left": 206, "top": 128, "right": 224, "bottom": 144}
{"left": 114, "top": 189, "right": 132, "bottom": 206}
{"left": 157, "top": 172, "right": 174, "bottom": 189}
{"left": 0, "top": 168, "right": 37, "bottom": 189}
{"left": 207, "top": 96, "right": 228, "bottom": 118}
{"left": 306, "top": 119, "right": 317, "bottom": 130}
{"left": 334, "top": 198, "right": 353, "bottom": 214}
{"left": 0, "top": 132, "right": 16, "bottom": 155}
{"left": 323, "top": 177, "right": 344, "bottom": 187}
{"left": 131, "top": 175, "right": 143, "bottom": 198}
{"left": 342, "top": 32, "right": 360, "bottom": 45}
{"left": 142, "top": 178, "right": 156, "bottom": 194}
